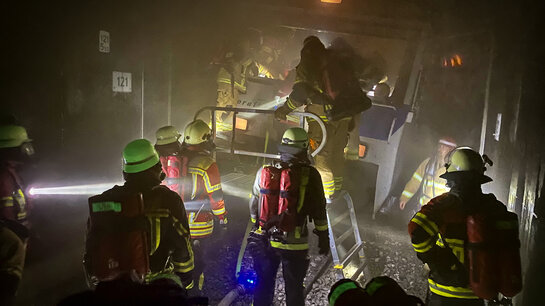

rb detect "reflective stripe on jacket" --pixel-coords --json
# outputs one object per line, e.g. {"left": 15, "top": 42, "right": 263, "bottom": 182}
{"left": 408, "top": 192, "right": 507, "bottom": 299}
{"left": 95, "top": 184, "right": 194, "bottom": 280}
{"left": 0, "top": 165, "right": 30, "bottom": 224}
{"left": 250, "top": 163, "right": 328, "bottom": 250}
{"left": 185, "top": 153, "right": 226, "bottom": 239}
{"left": 400, "top": 158, "right": 450, "bottom": 207}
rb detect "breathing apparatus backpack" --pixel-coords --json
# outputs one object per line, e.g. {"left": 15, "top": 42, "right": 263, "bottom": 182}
{"left": 321, "top": 51, "right": 372, "bottom": 121}
{"left": 161, "top": 151, "right": 211, "bottom": 214}
{"left": 257, "top": 164, "right": 310, "bottom": 233}
{"left": 466, "top": 206, "right": 522, "bottom": 299}
{"left": 85, "top": 192, "right": 149, "bottom": 283}
{"left": 160, "top": 155, "right": 190, "bottom": 200}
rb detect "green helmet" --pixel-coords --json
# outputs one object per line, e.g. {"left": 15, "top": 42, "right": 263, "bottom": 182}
{"left": 183, "top": 120, "right": 211, "bottom": 145}
{"left": 0, "top": 125, "right": 31, "bottom": 149}
{"left": 155, "top": 125, "right": 181, "bottom": 146}
{"left": 440, "top": 147, "right": 492, "bottom": 183}
{"left": 281, "top": 127, "right": 309, "bottom": 149}
{"left": 122, "top": 139, "right": 160, "bottom": 174}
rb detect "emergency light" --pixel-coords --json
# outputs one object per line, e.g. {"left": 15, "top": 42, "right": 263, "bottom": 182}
{"left": 237, "top": 270, "right": 257, "bottom": 292}
{"left": 359, "top": 144, "right": 367, "bottom": 158}
{"left": 235, "top": 118, "right": 248, "bottom": 131}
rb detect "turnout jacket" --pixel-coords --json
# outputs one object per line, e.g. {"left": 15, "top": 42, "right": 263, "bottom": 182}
{"left": 408, "top": 192, "right": 507, "bottom": 299}
{"left": 250, "top": 161, "right": 328, "bottom": 250}
{"left": 400, "top": 157, "right": 450, "bottom": 207}
{"left": 183, "top": 152, "right": 227, "bottom": 239}
{"left": 94, "top": 182, "right": 194, "bottom": 284}
{"left": 0, "top": 163, "right": 30, "bottom": 226}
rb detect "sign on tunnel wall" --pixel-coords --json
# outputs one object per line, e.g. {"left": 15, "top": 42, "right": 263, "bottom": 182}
{"left": 99, "top": 30, "right": 110, "bottom": 53}
{"left": 112, "top": 71, "right": 132, "bottom": 93}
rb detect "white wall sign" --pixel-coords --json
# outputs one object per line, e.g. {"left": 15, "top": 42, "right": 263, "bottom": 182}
{"left": 112, "top": 72, "right": 132, "bottom": 93}
{"left": 99, "top": 30, "right": 110, "bottom": 53}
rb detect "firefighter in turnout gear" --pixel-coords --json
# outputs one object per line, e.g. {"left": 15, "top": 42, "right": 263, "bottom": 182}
{"left": 274, "top": 36, "right": 355, "bottom": 199}
{"left": 85, "top": 139, "right": 194, "bottom": 290}
{"left": 156, "top": 120, "right": 227, "bottom": 292}
{"left": 400, "top": 138, "right": 457, "bottom": 211}
{"left": 0, "top": 125, "right": 34, "bottom": 229}
{"left": 248, "top": 127, "right": 329, "bottom": 306}
{"left": 408, "top": 147, "right": 517, "bottom": 306}
{"left": 215, "top": 40, "right": 255, "bottom": 132}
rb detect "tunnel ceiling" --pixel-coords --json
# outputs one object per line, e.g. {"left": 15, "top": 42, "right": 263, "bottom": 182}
{"left": 233, "top": 0, "right": 429, "bottom": 40}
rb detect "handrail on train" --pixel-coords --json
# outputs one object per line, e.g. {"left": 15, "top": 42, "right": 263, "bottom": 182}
{"left": 194, "top": 106, "right": 327, "bottom": 159}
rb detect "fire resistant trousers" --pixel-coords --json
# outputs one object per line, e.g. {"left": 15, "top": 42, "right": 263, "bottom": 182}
{"left": 307, "top": 117, "right": 350, "bottom": 199}
{"left": 427, "top": 292, "right": 484, "bottom": 306}
{"left": 216, "top": 88, "right": 238, "bottom": 132}
{"left": 191, "top": 237, "right": 211, "bottom": 291}
{"left": 250, "top": 245, "right": 310, "bottom": 306}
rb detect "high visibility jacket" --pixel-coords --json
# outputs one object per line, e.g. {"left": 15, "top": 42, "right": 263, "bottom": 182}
{"left": 96, "top": 182, "right": 194, "bottom": 285}
{"left": 182, "top": 152, "right": 227, "bottom": 239}
{"left": 400, "top": 157, "right": 450, "bottom": 207}
{"left": 281, "top": 59, "right": 329, "bottom": 121}
{"left": 408, "top": 192, "right": 506, "bottom": 300}
{"left": 280, "top": 50, "right": 358, "bottom": 125}
{"left": 216, "top": 58, "right": 254, "bottom": 94}
{"left": 249, "top": 161, "right": 328, "bottom": 250}
{"left": 0, "top": 163, "right": 30, "bottom": 226}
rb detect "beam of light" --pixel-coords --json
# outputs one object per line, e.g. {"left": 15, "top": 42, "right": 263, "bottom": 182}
{"left": 28, "top": 177, "right": 253, "bottom": 200}
{"left": 240, "top": 96, "right": 288, "bottom": 120}
{"left": 28, "top": 182, "right": 123, "bottom": 196}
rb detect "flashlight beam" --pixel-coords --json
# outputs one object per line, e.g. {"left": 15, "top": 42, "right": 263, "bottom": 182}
{"left": 29, "top": 183, "right": 124, "bottom": 196}
{"left": 28, "top": 177, "right": 253, "bottom": 199}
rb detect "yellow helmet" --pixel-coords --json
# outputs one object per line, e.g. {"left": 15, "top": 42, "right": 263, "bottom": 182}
{"left": 440, "top": 147, "right": 492, "bottom": 183}
{"left": 183, "top": 120, "right": 212, "bottom": 145}
{"left": 281, "top": 127, "right": 309, "bottom": 149}
{"left": 155, "top": 126, "right": 181, "bottom": 146}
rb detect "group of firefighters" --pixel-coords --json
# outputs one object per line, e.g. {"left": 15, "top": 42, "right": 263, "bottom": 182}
{"left": 0, "top": 34, "right": 522, "bottom": 306}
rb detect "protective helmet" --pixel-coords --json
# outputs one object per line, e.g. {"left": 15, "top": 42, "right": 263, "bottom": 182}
{"left": 0, "top": 125, "right": 31, "bottom": 148}
{"left": 183, "top": 120, "right": 212, "bottom": 145}
{"left": 122, "top": 139, "right": 160, "bottom": 174}
{"left": 155, "top": 125, "right": 181, "bottom": 146}
{"left": 281, "top": 127, "right": 309, "bottom": 149}
{"left": 365, "top": 276, "right": 424, "bottom": 305}
{"left": 328, "top": 279, "right": 370, "bottom": 306}
{"left": 440, "top": 147, "right": 492, "bottom": 184}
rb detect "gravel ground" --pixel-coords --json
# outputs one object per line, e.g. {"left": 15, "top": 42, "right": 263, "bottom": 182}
{"left": 201, "top": 218, "right": 428, "bottom": 306}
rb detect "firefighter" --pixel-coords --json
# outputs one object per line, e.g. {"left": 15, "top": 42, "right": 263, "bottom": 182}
{"left": 328, "top": 279, "right": 370, "bottom": 306}
{"left": 274, "top": 36, "right": 351, "bottom": 199}
{"left": 248, "top": 127, "right": 329, "bottom": 306}
{"left": 0, "top": 125, "right": 34, "bottom": 228}
{"left": 154, "top": 125, "right": 183, "bottom": 194}
{"left": 156, "top": 121, "right": 228, "bottom": 293}
{"left": 408, "top": 147, "right": 507, "bottom": 305}
{"left": 85, "top": 139, "right": 194, "bottom": 290}
{"left": 0, "top": 219, "right": 29, "bottom": 306}
{"left": 215, "top": 38, "right": 255, "bottom": 132}
{"left": 399, "top": 138, "right": 458, "bottom": 211}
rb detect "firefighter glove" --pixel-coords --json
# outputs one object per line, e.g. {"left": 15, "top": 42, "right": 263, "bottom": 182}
{"left": 274, "top": 105, "right": 291, "bottom": 121}
{"left": 314, "top": 229, "right": 330, "bottom": 255}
